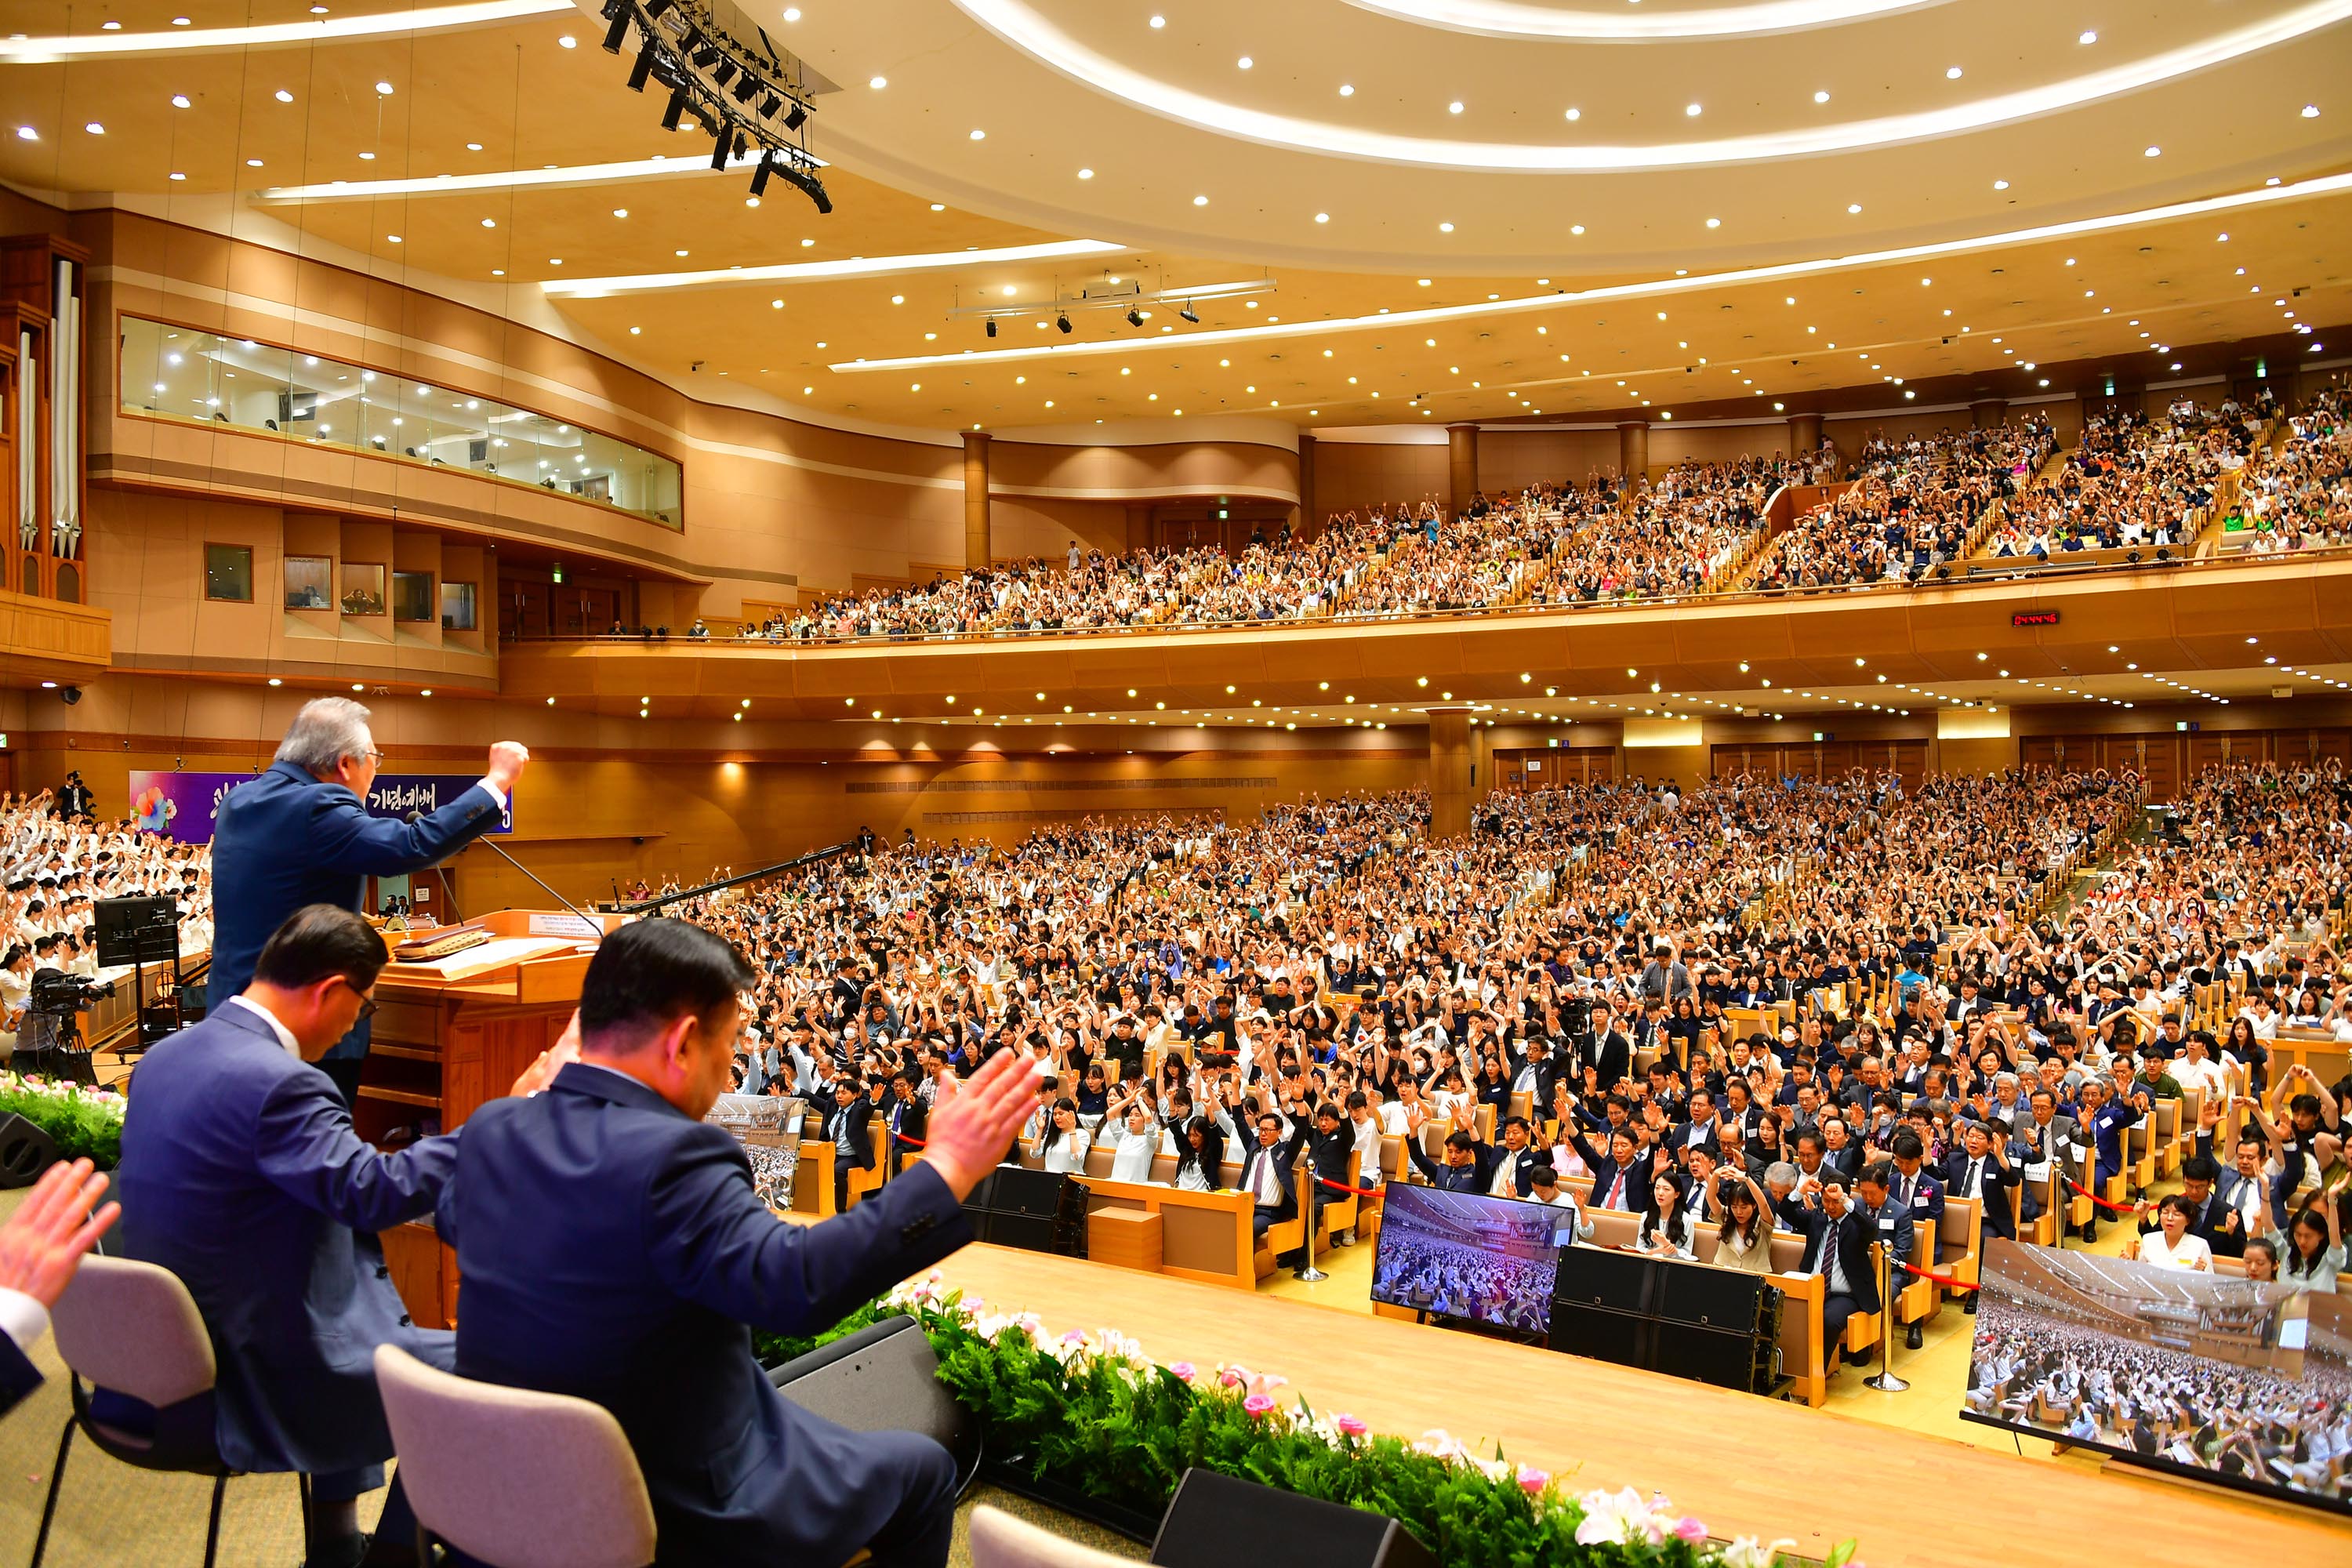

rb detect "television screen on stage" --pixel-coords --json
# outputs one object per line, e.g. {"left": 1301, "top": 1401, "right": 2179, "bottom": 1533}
{"left": 1369, "top": 1183, "right": 1574, "bottom": 1334}
{"left": 1962, "top": 1239, "right": 2351, "bottom": 1516}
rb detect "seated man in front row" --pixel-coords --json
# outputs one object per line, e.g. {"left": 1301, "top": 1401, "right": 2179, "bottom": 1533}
{"left": 117, "top": 905, "right": 571, "bottom": 1568}
{"left": 436, "top": 919, "right": 1040, "bottom": 1568}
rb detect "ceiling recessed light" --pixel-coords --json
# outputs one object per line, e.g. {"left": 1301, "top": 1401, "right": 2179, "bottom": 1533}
{"left": 1314, "top": 212, "right": 1329, "bottom": 223}
{"left": 274, "top": 89, "right": 294, "bottom": 103}
{"left": 246, "top": 158, "right": 263, "bottom": 167}
{"left": 1946, "top": 65, "right": 1963, "bottom": 79}
{"left": 1438, "top": 221, "right": 1454, "bottom": 232}
{"left": 1448, "top": 100, "right": 1464, "bottom": 114}
{"left": 612, "top": 207, "right": 628, "bottom": 217}
{"left": 1192, "top": 194, "right": 1208, "bottom": 205}
{"left": 1340, "top": 84, "right": 1355, "bottom": 96}
{"left": 1704, "top": 216, "right": 1720, "bottom": 228}
{"left": 1993, "top": 178, "right": 2009, "bottom": 190}
{"left": 557, "top": 34, "right": 575, "bottom": 49}
{"left": 171, "top": 94, "right": 191, "bottom": 108}
{"left": 1846, "top": 202, "right": 1861, "bottom": 214}
{"left": 1149, "top": 13, "right": 1164, "bottom": 26}
{"left": 374, "top": 81, "right": 394, "bottom": 95}
{"left": 2303, "top": 104, "right": 2321, "bottom": 118}
{"left": 969, "top": 128, "right": 985, "bottom": 140}
{"left": 83, "top": 122, "right": 104, "bottom": 135}
{"left": 869, "top": 75, "right": 887, "bottom": 89}
{"left": 2144, "top": 145, "right": 2161, "bottom": 156}
{"left": 2078, "top": 29, "right": 2096, "bottom": 43}
{"left": 12, "top": 127, "right": 34, "bottom": 142}
{"left": 1237, "top": 56, "right": 1252, "bottom": 69}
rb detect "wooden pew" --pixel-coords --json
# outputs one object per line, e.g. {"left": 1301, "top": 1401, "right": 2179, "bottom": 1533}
{"left": 1251, "top": 1159, "right": 1310, "bottom": 1280}
{"left": 1018, "top": 1148, "right": 1263, "bottom": 1291}
{"left": 788, "top": 1140, "right": 837, "bottom": 1217}
{"left": 1933, "top": 1196, "right": 1984, "bottom": 1299}
{"left": 840, "top": 1114, "right": 887, "bottom": 1209}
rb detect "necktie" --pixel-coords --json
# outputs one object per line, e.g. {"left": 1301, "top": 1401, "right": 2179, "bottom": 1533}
{"left": 1606, "top": 1170, "right": 1626, "bottom": 1208}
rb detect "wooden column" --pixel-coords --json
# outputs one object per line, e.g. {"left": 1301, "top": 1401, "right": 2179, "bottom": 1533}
{"left": 961, "top": 430, "right": 992, "bottom": 569}
{"left": 1427, "top": 706, "right": 1473, "bottom": 839}
{"left": 1788, "top": 412, "right": 1823, "bottom": 455}
{"left": 1617, "top": 420, "right": 1650, "bottom": 484}
{"left": 1446, "top": 423, "right": 1479, "bottom": 516}
{"left": 1295, "top": 430, "right": 1317, "bottom": 537}
{"left": 1971, "top": 398, "right": 2006, "bottom": 430}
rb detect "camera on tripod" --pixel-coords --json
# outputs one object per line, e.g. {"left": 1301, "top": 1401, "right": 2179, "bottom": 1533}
{"left": 30, "top": 969, "right": 116, "bottom": 1017}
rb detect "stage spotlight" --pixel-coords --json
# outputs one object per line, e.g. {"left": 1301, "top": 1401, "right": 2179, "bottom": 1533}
{"left": 1057, "top": 313, "right": 1072, "bottom": 334}
{"left": 601, "top": 8, "right": 630, "bottom": 53}
{"left": 710, "top": 129, "right": 731, "bottom": 170}
{"left": 661, "top": 85, "right": 688, "bottom": 131}
{"left": 644, "top": 0, "right": 672, "bottom": 16}
{"left": 760, "top": 92, "right": 782, "bottom": 117}
{"left": 711, "top": 58, "right": 736, "bottom": 88}
{"left": 731, "top": 73, "right": 760, "bottom": 105}
{"left": 781, "top": 100, "right": 807, "bottom": 130}
{"left": 749, "top": 147, "right": 775, "bottom": 196}
{"left": 985, "top": 319, "right": 998, "bottom": 339}
{"left": 626, "top": 40, "right": 656, "bottom": 92}
{"left": 1178, "top": 303, "right": 1199, "bottom": 323}
{"left": 1125, "top": 307, "right": 1144, "bottom": 327}
{"left": 691, "top": 40, "right": 718, "bottom": 67}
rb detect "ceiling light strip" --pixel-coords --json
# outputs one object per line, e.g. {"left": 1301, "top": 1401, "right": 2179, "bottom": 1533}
{"left": 256, "top": 148, "right": 830, "bottom": 204}
{"left": 0, "top": 0, "right": 572, "bottom": 62}
{"left": 539, "top": 239, "right": 1127, "bottom": 297}
{"left": 829, "top": 169, "right": 2352, "bottom": 373}
{"left": 953, "top": 0, "right": 2352, "bottom": 170}
{"left": 1339, "top": 0, "right": 1952, "bottom": 42}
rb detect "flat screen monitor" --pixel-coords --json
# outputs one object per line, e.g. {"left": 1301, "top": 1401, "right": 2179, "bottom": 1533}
{"left": 1962, "top": 1239, "right": 2350, "bottom": 1517}
{"left": 1369, "top": 1184, "right": 1573, "bottom": 1334}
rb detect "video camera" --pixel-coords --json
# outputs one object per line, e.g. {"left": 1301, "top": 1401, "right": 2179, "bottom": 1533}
{"left": 30, "top": 968, "right": 117, "bottom": 1018}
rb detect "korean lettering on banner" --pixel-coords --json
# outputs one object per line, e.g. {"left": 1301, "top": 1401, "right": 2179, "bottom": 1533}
{"left": 127, "top": 770, "right": 513, "bottom": 844}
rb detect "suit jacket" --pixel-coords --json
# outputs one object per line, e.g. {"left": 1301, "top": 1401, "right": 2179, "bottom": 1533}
{"left": 209, "top": 760, "right": 508, "bottom": 1062}
{"left": 1565, "top": 1127, "right": 1654, "bottom": 1209}
{"left": 438, "top": 1063, "right": 971, "bottom": 1566}
{"left": 820, "top": 1099, "right": 876, "bottom": 1171}
{"left": 0, "top": 1333, "right": 40, "bottom": 1419}
{"left": 1782, "top": 1203, "right": 1899, "bottom": 1312}
{"left": 1943, "top": 1149, "right": 2024, "bottom": 1240}
{"left": 1584, "top": 1031, "right": 1632, "bottom": 1093}
{"left": 115, "top": 1003, "right": 455, "bottom": 1473}
{"left": 884, "top": 1094, "right": 927, "bottom": 1168}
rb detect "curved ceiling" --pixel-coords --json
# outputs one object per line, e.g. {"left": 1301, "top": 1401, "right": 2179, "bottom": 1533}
{"left": 0, "top": 0, "right": 2346, "bottom": 434}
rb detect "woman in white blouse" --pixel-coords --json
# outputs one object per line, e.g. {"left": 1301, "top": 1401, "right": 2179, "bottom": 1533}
{"left": 1031, "top": 1097, "right": 1092, "bottom": 1174}
{"left": 1635, "top": 1172, "right": 1698, "bottom": 1262}
{"left": 2135, "top": 1194, "right": 2214, "bottom": 1272}
{"left": 1098, "top": 1096, "right": 1174, "bottom": 1184}
{"left": 1708, "top": 1165, "right": 1780, "bottom": 1276}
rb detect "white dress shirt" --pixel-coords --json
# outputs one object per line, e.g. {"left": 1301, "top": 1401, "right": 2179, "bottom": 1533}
{"left": 227, "top": 993, "right": 302, "bottom": 1057}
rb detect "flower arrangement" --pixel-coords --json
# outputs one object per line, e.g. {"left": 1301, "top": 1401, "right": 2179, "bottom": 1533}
{"left": 757, "top": 1277, "right": 1856, "bottom": 1568}
{"left": 0, "top": 1073, "right": 125, "bottom": 1169}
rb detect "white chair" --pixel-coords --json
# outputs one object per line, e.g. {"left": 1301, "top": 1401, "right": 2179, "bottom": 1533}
{"left": 968, "top": 1503, "right": 1138, "bottom": 1568}
{"left": 373, "top": 1343, "right": 657, "bottom": 1568}
{"left": 34, "top": 1256, "right": 303, "bottom": 1568}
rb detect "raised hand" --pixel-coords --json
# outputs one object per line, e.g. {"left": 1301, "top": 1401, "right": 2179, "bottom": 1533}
{"left": 919, "top": 1049, "right": 1050, "bottom": 1200}
{"left": 0, "top": 1158, "right": 119, "bottom": 1308}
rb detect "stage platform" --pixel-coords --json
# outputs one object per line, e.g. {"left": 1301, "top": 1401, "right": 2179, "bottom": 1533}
{"left": 920, "top": 1243, "right": 2351, "bottom": 1568}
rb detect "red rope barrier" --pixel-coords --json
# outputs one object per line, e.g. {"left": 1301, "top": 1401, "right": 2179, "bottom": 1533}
{"left": 1315, "top": 1174, "right": 1385, "bottom": 1198}
{"left": 1897, "top": 1260, "right": 1973, "bottom": 1290}
{"left": 893, "top": 1133, "right": 927, "bottom": 1148}
{"left": 2063, "top": 1178, "right": 2144, "bottom": 1215}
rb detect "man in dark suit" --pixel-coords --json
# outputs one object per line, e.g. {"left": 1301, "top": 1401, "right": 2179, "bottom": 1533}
{"left": 1782, "top": 1163, "right": 1913, "bottom": 1368}
{"left": 1565, "top": 1121, "right": 1654, "bottom": 1211}
{"left": 821, "top": 1077, "right": 877, "bottom": 1210}
{"left": 1944, "top": 1117, "right": 2024, "bottom": 1242}
{"left": 117, "top": 906, "right": 567, "bottom": 1567}
{"left": 884, "top": 1070, "right": 928, "bottom": 1174}
{"left": 209, "top": 698, "right": 529, "bottom": 1105}
{"left": 1238, "top": 1109, "right": 1310, "bottom": 1237}
{"left": 437, "top": 919, "right": 1038, "bottom": 1568}
{"left": 1405, "top": 1126, "right": 1500, "bottom": 1194}
{"left": 1581, "top": 1005, "right": 1634, "bottom": 1094}
{"left": 0, "top": 1156, "right": 119, "bottom": 1419}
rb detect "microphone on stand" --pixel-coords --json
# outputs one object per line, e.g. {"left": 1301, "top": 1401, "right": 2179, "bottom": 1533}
{"left": 406, "top": 810, "right": 604, "bottom": 940}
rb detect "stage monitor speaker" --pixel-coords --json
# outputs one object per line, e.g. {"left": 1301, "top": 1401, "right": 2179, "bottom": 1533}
{"left": 1553, "top": 1243, "right": 1656, "bottom": 1314}
{"left": 1544, "top": 1300, "right": 1653, "bottom": 1368}
{"left": 1149, "top": 1468, "right": 1436, "bottom": 1568}
{"left": 989, "top": 1163, "right": 1071, "bottom": 1218}
{"left": 1654, "top": 1324, "right": 1772, "bottom": 1394}
{"left": 959, "top": 1164, "right": 1090, "bottom": 1259}
{"left": 770, "top": 1315, "right": 981, "bottom": 1494}
{"left": 1657, "top": 1261, "right": 1768, "bottom": 1330}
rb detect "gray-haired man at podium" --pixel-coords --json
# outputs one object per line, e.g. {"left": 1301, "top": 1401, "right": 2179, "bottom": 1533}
{"left": 209, "top": 697, "right": 530, "bottom": 1105}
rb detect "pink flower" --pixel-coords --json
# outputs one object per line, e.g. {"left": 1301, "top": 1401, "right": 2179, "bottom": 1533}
{"left": 1675, "top": 1517, "right": 1709, "bottom": 1544}
{"left": 1170, "top": 1361, "right": 1197, "bottom": 1381}
{"left": 1061, "top": 1330, "right": 1087, "bottom": 1345}
{"left": 1518, "top": 1466, "right": 1549, "bottom": 1496}
{"left": 1335, "top": 1414, "right": 1369, "bottom": 1438}
{"left": 1243, "top": 1393, "right": 1276, "bottom": 1417}
{"left": 1220, "top": 1367, "right": 1247, "bottom": 1388}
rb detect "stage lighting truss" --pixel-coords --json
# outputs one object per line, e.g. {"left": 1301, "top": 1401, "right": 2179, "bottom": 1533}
{"left": 597, "top": 0, "right": 829, "bottom": 214}
{"left": 948, "top": 275, "right": 1276, "bottom": 330}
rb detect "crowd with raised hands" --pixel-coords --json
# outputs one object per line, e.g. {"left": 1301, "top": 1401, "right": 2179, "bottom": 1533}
{"left": 2227, "top": 386, "right": 2352, "bottom": 554}
{"left": 1534, "top": 454, "right": 1787, "bottom": 602}
{"left": 664, "top": 761, "right": 2349, "bottom": 1308}
{"left": 1750, "top": 419, "right": 2053, "bottom": 590}
{"left": 0, "top": 786, "right": 215, "bottom": 1073}
{"left": 1983, "top": 401, "right": 2262, "bottom": 558}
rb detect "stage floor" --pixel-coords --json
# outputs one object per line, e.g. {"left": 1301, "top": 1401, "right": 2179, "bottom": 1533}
{"left": 923, "top": 1243, "right": 2352, "bottom": 1568}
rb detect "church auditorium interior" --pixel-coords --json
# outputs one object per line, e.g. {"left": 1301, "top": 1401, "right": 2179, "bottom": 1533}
{"left": 0, "top": 0, "right": 2350, "bottom": 1563}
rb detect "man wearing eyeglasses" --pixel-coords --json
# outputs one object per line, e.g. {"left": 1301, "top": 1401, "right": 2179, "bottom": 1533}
{"left": 210, "top": 696, "right": 531, "bottom": 1105}
{"left": 118, "top": 904, "right": 571, "bottom": 1568}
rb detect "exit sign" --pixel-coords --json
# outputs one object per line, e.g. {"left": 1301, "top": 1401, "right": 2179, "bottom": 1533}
{"left": 2011, "top": 609, "right": 2061, "bottom": 627}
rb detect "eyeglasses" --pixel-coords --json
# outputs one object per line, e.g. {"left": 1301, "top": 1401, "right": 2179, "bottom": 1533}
{"left": 338, "top": 976, "right": 379, "bottom": 1022}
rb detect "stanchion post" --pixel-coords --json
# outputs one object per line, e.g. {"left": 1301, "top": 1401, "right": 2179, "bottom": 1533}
{"left": 1864, "top": 1227, "right": 1909, "bottom": 1392}
{"left": 1294, "top": 1168, "right": 1328, "bottom": 1282}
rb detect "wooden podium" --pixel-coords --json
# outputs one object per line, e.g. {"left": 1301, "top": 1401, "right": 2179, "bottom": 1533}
{"left": 364, "top": 909, "right": 626, "bottom": 1328}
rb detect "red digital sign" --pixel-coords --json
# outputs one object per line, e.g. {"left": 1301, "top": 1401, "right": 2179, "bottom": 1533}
{"left": 2011, "top": 610, "right": 2062, "bottom": 627}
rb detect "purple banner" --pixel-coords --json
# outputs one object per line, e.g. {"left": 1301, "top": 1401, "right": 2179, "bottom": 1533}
{"left": 128, "top": 770, "right": 510, "bottom": 844}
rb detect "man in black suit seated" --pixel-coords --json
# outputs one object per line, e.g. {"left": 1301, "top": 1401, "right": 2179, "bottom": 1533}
{"left": 437, "top": 919, "right": 1039, "bottom": 1568}
{"left": 1405, "top": 1127, "right": 1500, "bottom": 1195}
{"left": 821, "top": 1076, "right": 876, "bottom": 1210}
{"left": 0, "top": 1157, "right": 118, "bottom": 1419}
{"left": 884, "top": 1071, "right": 928, "bottom": 1175}
{"left": 1781, "top": 1161, "right": 1913, "bottom": 1369}
{"left": 1237, "top": 1109, "right": 1308, "bottom": 1242}
{"left": 1942, "top": 1116, "right": 2023, "bottom": 1312}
